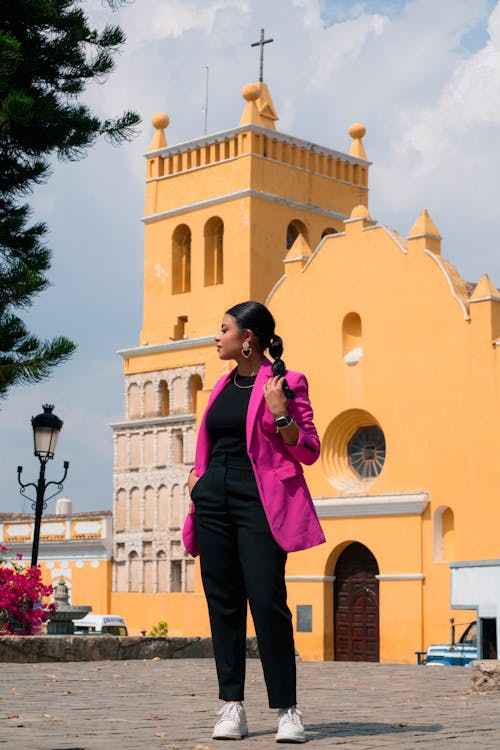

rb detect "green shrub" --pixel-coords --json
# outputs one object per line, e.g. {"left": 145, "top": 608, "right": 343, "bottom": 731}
{"left": 148, "top": 620, "right": 169, "bottom": 637}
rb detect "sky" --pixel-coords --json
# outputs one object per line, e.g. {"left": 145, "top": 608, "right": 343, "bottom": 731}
{"left": 1, "top": 0, "right": 500, "bottom": 514}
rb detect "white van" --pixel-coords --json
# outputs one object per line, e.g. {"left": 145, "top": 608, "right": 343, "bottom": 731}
{"left": 73, "top": 613, "right": 128, "bottom": 636}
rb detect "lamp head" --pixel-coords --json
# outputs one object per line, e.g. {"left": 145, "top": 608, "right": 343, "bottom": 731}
{"left": 31, "top": 404, "right": 63, "bottom": 462}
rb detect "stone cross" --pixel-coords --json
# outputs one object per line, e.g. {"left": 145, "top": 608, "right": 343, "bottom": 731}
{"left": 251, "top": 28, "right": 274, "bottom": 82}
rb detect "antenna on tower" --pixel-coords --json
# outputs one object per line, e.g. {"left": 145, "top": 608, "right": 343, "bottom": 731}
{"left": 203, "top": 66, "right": 209, "bottom": 135}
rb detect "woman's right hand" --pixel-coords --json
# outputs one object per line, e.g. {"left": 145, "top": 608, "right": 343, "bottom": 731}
{"left": 188, "top": 468, "right": 199, "bottom": 496}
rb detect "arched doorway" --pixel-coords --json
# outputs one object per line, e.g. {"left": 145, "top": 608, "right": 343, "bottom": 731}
{"left": 334, "top": 542, "right": 379, "bottom": 661}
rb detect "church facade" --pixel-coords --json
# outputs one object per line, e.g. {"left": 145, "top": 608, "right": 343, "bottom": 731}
{"left": 108, "top": 81, "right": 499, "bottom": 661}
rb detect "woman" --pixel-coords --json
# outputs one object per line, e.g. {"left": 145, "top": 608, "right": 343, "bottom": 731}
{"left": 183, "top": 301, "right": 325, "bottom": 743}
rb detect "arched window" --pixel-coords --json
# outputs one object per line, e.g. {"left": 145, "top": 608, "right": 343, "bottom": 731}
{"left": 172, "top": 224, "right": 191, "bottom": 294}
{"left": 189, "top": 374, "right": 203, "bottom": 414}
{"left": 129, "top": 551, "right": 140, "bottom": 592}
{"left": 434, "top": 506, "right": 455, "bottom": 562}
{"left": 144, "top": 381, "right": 156, "bottom": 417}
{"left": 204, "top": 217, "right": 224, "bottom": 286}
{"left": 128, "top": 383, "right": 141, "bottom": 419}
{"left": 322, "top": 227, "right": 338, "bottom": 239}
{"left": 342, "top": 312, "right": 362, "bottom": 365}
{"left": 172, "top": 431, "right": 184, "bottom": 464}
{"left": 143, "top": 431, "right": 154, "bottom": 465}
{"left": 129, "top": 433, "right": 140, "bottom": 468}
{"left": 170, "top": 540, "right": 182, "bottom": 592}
{"left": 144, "top": 486, "right": 155, "bottom": 529}
{"left": 115, "top": 544, "right": 126, "bottom": 593}
{"left": 171, "top": 484, "right": 183, "bottom": 527}
{"left": 171, "top": 376, "right": 184, "bottom": 413}
{"left": 115, "top": 489, "right": 127, "bottom": 532}
{"left": 143, "top": 542, "right": 154, "bottom": 593}
{"left": 157, "top": 550, "right": 168, "bottom": 593}
{"left": 116, "top": 435, "right": 127, "bottom": 469}
{"left": 129, "top": 487, "right": 141, "bottom": 531}
{"left": 442, "top": 508, "right": 455, "bottom": 561}
{"left": 286, "top": 219, "right": 308, "bottom": 249}
{"left": 157, "top": 430, "right": 168, "bottom": 466}
{"left": 184, "top": 428, "right": 196, "bottom": 463}
{"left": 160, "top": 381, "right": 170, "bottom": 416}
{"left": 158, "top": 485, "right": 168, "bottom": 528}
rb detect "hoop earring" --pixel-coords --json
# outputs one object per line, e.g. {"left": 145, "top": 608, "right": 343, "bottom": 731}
{"left": 242, "top": 344, "right": 252, "bottom": 358}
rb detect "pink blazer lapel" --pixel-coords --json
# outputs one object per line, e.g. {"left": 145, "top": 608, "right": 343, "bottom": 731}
{"left": 246, "top": 358, "right": 273, "bottom": 447}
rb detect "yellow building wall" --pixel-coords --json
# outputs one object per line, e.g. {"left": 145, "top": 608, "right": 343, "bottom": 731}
{"left": 265, "top": 216, "right": 492, "bottom": 660}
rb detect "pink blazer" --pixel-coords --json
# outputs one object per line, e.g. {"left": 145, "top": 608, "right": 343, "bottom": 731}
{"left": 183, "top": 358, "right": 325, "bottom": 555}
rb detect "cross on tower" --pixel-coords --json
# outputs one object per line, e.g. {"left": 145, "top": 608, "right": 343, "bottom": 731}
{"left": 251, "top": 28, "right": 274, "bottom": 83}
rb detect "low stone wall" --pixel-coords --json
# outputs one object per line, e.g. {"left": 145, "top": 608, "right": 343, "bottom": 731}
{"left": 0, "top": 635, "right": 260, "bottom": 663}
{"left": 472, "top": 660, "right": 500, "bottom": 691}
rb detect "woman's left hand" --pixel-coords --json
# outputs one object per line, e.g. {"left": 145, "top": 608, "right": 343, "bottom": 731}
{"left": 263, "top": 376, "right": 289, "bottom": 417}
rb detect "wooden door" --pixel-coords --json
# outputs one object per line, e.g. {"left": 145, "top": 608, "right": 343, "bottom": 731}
{"left": 334, "top": 542, "right": 379, "bottom": 661}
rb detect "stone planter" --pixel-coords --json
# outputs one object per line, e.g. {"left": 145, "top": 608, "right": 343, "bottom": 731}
{"left": 0, "top": 635, "right": 260, "bottom": 662}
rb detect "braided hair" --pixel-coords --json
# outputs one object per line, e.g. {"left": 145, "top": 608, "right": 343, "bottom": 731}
{"left": 226, "top": 301, "right": 296, "bottom": 399}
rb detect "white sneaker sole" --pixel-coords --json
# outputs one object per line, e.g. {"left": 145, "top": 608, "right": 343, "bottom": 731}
{"left": 213, "top": 726, "right": 249, "bottom": 740}
{"left": 276, "top": 732, "right": 306, "bottom": 743}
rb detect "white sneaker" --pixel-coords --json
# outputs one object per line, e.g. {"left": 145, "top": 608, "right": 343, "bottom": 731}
{"left": 275, "top": 707, "right": 306, "bottom": 743}
{"left": 212, "top": 702, "right": 248, "bottom": 740}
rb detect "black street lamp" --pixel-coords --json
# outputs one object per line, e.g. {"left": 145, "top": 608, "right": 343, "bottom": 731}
{"left": 17, "top": 404, "right": 69, "bottom": 566}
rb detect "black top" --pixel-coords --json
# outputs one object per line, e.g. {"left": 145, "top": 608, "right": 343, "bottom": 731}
{"left": 206, "top": 373, "right": 256, "bottom": 456}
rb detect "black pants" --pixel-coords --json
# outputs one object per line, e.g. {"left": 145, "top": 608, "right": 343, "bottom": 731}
{"left": 193, "top": 454, "right": 297, "bottom": 708}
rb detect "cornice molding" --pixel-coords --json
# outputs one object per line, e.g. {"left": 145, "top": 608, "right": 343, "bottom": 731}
{"left": 314, "top": 492, "right": 429, "bottom": 518}
{"left": 469, "top": 296, "right": 500, "bottom": 304}
{"left": 142, "top": 189, "right": 348, "bottom": 225}
{"left": 110, "top": 413, "right": 195, "bottom": 430}
{"left": 3, "top": 540, "right": 112, "bottom": 560}
{"left": 145, "top": 123, "right": 370, "bottom": 166}
{"left": 450, "top": 559, "right": 500, "bottom": 568}
{"left": 375, "top": 573, "right": 425, "bottom": 581}
{"left": 117, "top": 336, "right": 214, "bottom": 359}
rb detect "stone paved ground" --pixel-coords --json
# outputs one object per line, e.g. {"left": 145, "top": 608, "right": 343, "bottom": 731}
{"left": 1, "top": 660, "right": 500, "bottom": 750}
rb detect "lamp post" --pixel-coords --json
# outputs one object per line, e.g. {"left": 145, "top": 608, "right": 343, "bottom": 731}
{"left": 17, "top": 404, "right": 69, "bottom": 566}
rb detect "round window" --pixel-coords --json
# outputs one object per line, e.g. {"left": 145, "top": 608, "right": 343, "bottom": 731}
{"left": 322, "top": 409, "right": 386, "bottom": 493}
{"left": 347, "top": 426, "right": 386, "bottom": 479}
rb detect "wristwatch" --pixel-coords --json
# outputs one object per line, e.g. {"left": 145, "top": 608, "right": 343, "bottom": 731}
{"left": 274, "top": 414, "right": 294, "bottom": 429}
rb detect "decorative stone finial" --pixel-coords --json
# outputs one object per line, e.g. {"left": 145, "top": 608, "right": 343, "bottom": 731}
{"left": 152, "top": 112, "right": 170, "bottom": 130}
{"left": 408, "top": 209, "right": 441, "bottom": 254}
{"left": 350, "top": 204, "right": 371, "bottom": 220}
{"left": 408, "top": 209, "right": 441, "bottom": 239}
{"left": 242, "top": 83, "right": 261, "bottom": 102}
{"left": 149, "top": 112, "right": 169, "bottom": 150}
{"left": 470, "top": 273, "right": 500, "bottom": 301}
{"left": 348, "top": 123, "right": 367, "bottom": 160}
{"left": 239, "top": 82, "right": 278, "bottom": 129}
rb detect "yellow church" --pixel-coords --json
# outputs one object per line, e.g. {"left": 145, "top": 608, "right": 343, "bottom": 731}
{"left": 98, "top": 78, "right": 500, "bottom": 662}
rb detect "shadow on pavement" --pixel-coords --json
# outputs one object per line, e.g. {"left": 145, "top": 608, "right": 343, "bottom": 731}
{"left": 248, "top": 721, "right": 443, "bottom": 740}
{"left": 307, "top": 722, "right": 443, "bottom": 740}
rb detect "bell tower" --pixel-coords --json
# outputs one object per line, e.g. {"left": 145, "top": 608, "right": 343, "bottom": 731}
{"left": 141, "top": 82, "right": 370, "bottom": 345}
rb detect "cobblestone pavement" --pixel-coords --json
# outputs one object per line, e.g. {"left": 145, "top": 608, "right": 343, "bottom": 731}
{"left": 1, "top": 659, "right": 500, "bottom": 750}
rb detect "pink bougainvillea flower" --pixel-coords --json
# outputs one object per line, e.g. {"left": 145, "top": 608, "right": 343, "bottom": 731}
{"left": 0, "top": 546, "right": 54, "bottom": 635}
